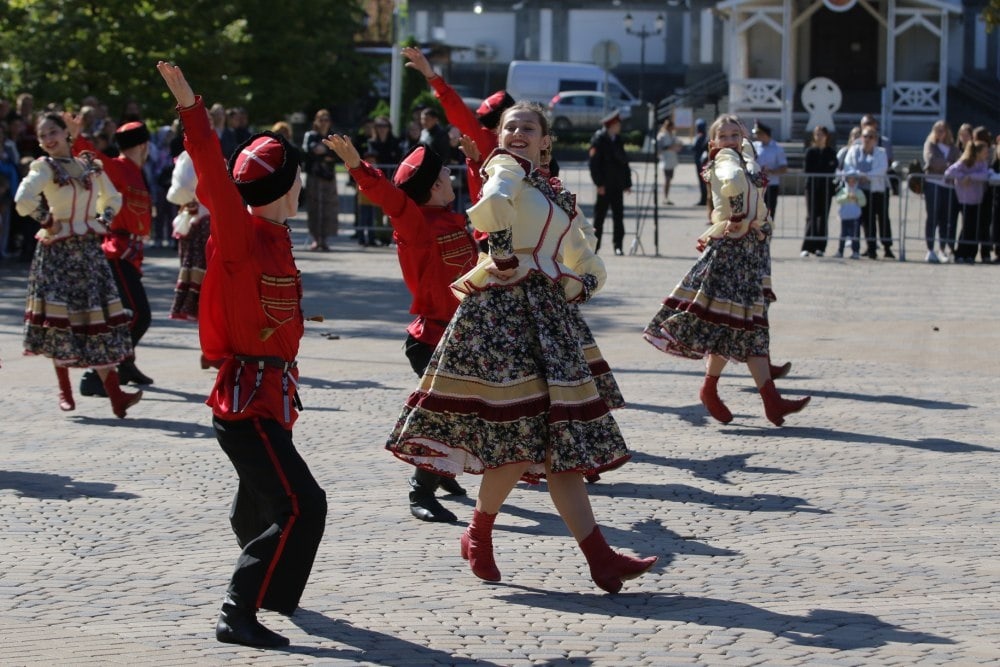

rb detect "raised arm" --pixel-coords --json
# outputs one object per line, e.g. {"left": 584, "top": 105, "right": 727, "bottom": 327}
{"left": 156, "top": 61, "right": 197, "bottom": 108}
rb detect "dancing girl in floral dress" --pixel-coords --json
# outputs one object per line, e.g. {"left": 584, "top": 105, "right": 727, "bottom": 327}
{"left": 643, "top": 114, "right": 809, "bottom": 426}
{"left": 386, "top": 102, "right": 657, "bottom": 593}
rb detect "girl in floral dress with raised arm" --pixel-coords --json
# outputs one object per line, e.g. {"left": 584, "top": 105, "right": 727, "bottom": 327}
{"left": 386, "top": 102, "right": 657, "bottom": 594}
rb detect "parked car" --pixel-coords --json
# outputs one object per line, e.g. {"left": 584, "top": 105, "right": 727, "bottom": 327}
{"left": 547, "top": 91, "right": 632, "bottom": 132}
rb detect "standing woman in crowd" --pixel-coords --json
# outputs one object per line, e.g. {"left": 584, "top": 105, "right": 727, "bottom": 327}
{"left": 386, "top": 102, "right": 657, "bottom": 594}
{"left": 945, "top": 140, "right": 992, "bottom": 264}
{"left": 801, "top": 125, "right": 838, "bottom": 257}
{"left": 302, "top": 109, "right": 337, "bottom": 251}
{"left": 656, "top": 118, "right": 682, "bottom": 205}
{"left": 644, "top": 114, "right": 809, "bottom": 426}
{"left": 14, "top": 112, "right": 142, "bottom": 417}
{"left": 921, "top": 120, "right": 961, "bottom": 263}
{"left": 990, "top": 137, "right": 1000, "bottom": 262}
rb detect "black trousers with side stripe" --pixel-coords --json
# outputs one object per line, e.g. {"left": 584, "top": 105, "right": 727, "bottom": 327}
{"left": 214, "top": 415, "right": 327, "bottom": 614}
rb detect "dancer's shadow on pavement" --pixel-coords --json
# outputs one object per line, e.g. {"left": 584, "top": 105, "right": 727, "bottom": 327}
{"left": 68, "top": 415, "right": 215, "bottom": 438}
{"left": 723, "top": 426, "right": 997, "bottom": 454}
{"left": 734, "top": 385, "right": 971, "bottom": 410}
{"left": 628, "top": 451, "right": 796, "bottom": 484}
{"left": 583, "top": 480, "right": 828, "bottom": 515}
{"left": 497, "top": 588, "right": 955, "bottom": 650}
{"left": 462, "top": 501, "right": 737, "bottom": 571}
{"left": 0, "top": 469, "right": 138, "bottom": 500}
{"left": 283, "top": 609, "right": 509, "bottom": 665}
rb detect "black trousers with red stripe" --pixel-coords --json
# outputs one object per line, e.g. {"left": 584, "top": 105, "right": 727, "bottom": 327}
{"left": 214, "top": 415, "right": 327, "bottom": 614}
{"left": 108, "top": 258, "right": 151, "bottom": 349}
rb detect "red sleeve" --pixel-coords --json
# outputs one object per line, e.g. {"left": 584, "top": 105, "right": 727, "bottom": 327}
{"left": 349, "top": 161, "right": 428, "bottom": 244}
{"left": 178, "top": 96, "right": 251, "bottom": 263}
{"left": 429, "top": 76, "right": 495, "bottom": 160}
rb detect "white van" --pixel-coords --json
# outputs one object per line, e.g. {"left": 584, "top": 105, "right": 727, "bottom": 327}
{"left": 505, "top": 60, "right": 639, "bottom": 108}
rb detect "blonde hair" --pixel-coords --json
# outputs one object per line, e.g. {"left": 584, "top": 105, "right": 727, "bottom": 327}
{"left": 925, "top": 120, "right": 954, "bottom": 146}
{"left": 708, "top": 114, "right": 747, "bottom": 143}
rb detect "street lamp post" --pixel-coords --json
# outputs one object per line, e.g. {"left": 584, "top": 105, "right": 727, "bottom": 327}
{"left": 623, "top": 12, "right": 664, "bottom": 104}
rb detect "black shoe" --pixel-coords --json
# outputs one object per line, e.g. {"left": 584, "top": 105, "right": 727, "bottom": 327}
{"left": 409, "top": 491, "right": 457, "bottom": 522}
{"left": 438, "top": 477, "right": 467, "bottom": 496}
{"left": 216, "top": 599, "right": 289, "bottom": 648}
{"left": 883, "top": 248, "right": 896, "bottom": 259}
{"left": 79, "top": 369, "right": 107, "bottom": 397}
{"left": 118, "top": 358, "right": 154, "bottom": 385}
{"left": 865, "top": 248, "right": 878, "bottom": 259}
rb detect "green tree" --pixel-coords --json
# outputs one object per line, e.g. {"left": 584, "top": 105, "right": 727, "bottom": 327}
{"left": 0, "top": 0, "right": 375, "bottom": 125}
{"left": 984, "top": 0, "right": 1000, "bottom": 31}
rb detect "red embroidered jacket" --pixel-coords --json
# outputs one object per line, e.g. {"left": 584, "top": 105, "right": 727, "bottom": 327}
{"left": 72, "top": 135, "right": 151, "bottom": 271}
{"left": 349, "top": 160, "right": 479, "bottom": 346}
{"left": 180, "top": 97, "right": 304, "bottom": 426}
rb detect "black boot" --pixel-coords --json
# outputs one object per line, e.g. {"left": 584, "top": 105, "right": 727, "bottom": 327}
{"left": 438, "top": 476, "right": 467, "bottom": 496}
{"left": 216, "top": 596, "right": 289, "bottom": 648}
{"left": 408, "top": 469, "right": 457, "bottom": 523}
{"left": 118, "top": 357, "right": 154, "bottom": 385}
{"left": 79, "top": 369, "right": 107, "bottom": 397}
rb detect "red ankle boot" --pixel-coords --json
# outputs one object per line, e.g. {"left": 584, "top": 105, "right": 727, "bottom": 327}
{"left": 768, "top": 359, "right": 792, "bottom": 380}
{"left": 55, "top": 366, "right": 75, "bottom": 412}
{"left": 460, "top": 509, "right": 501, "bottom": 582}
{"left": 579, "top": 526, "right": 657, "bottom": 594}
{"left": 699, "top": 374, "right": 733, "bottom": 424}
{"left": 759, "top": 379, "right": 810, "bottom": 426}
{"left": 103, "top": 369, "right": 143, "bottom": 418}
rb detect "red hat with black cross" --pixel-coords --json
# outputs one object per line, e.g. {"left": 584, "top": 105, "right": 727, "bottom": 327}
{"left": 392, "top": 145, "right": 443, "bottom": 203}
{"left": 476, "top": 90, "right": 515, "bottom": 130}
{"left": 227, "top": 131, "right": 301, "bottom": 207}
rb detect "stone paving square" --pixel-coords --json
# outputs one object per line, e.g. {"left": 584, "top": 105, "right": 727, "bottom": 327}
{"left": 1, "top": 162, "right": 998, "bottom": 666}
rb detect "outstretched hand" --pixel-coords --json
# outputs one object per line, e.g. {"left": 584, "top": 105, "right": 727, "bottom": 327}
{"left": 322, "top": 134, "right": 361, "bottom": 169}
{"left": 458, "top": 135, "right": 481, "bottom": 162}
{"left": 62, "top": 112, "right": 83, "bottom": 141}
{"left": 401, "top": 46, "right": 435, "bottom": 79}
{"left": 156, "top": 61, "right": 196, "bottom": 108}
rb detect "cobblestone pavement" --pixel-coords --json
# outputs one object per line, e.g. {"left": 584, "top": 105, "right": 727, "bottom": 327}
{"left": 1, "top": 163, "right": 998, "bottom": 666}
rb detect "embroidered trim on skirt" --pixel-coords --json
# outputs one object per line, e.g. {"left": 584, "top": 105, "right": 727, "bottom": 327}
{"left": 643, "top": 231, "right": 772, "bottom": 362}
{"left": 386, "top": 271, "right": 630, "bottom": 483}
{"left": 170, "top": 217, "right": 210, "bottom": 321}
{"left": 23, "top": 234, "right": 134, "bottom": 367}
{"left": 569, "top": 303, "right": 625, "bottom": 410}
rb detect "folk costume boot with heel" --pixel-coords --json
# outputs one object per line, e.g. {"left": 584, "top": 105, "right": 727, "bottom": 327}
{"left": 759, "top": 379, "right": 810, "bottom": 426}
{"left": 102, "top": 369, "right": 143, "bottom": 419}
{"left": 460, "top": 509, "right": 501, "bottom": 582}
{"left": 699, "top": 374, "right": 733, "bottom": 424}
{"left": 55, "top": 366, "right": 75, "bottom": 412}
{"left": 408, "top": 469, "right": 457, "bottom": 523}
{"left": 215, "top": 595, "right": 289, "bottom": 648}
{"left": 579, "top": 526, "right": 658, "bottom": 594}
{"left": 118, "top": 356, "right": 154, "bottom": 385}
{"left": 769, "top": 358, "right": 792, "bottom": 380}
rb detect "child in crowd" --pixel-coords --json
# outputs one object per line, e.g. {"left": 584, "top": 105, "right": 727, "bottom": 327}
{"left": 834, "top": 169, "right": 866, "bottom": 259}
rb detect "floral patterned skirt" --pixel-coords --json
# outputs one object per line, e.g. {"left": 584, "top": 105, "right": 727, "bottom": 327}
{"left": 643, "top": 232, "right": 772, "bottom": 362}
{"left": 569, "top": 303, "right": 625, "bottom": 410}
{"left": 170, "top": 218, "right": 210, "bottom": 321}
{"left": 23, "top": 234, "right": 134, "bottom": 368}
{"left": 386, "top": 271, "right": 630, "bottom": 483}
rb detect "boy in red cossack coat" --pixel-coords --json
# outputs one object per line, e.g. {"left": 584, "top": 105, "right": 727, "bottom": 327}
{"left": 157, "top": 62, "right": 326, "bottom": 650}
{"left": 325, "top": 135, "right": 480, "bottom": 524}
